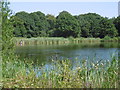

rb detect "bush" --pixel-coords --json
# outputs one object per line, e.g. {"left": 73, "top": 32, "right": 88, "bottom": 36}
{"left": 112, "top": 37, "right": 118, "bottom": 42}
{"left": 68, "top": 36, "right": 74, "bottom": 41}
{"left": 103, "top": 36, "right": 111, "bottom": 41}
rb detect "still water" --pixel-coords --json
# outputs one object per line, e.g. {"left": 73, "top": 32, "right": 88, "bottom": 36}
{"left": 15, "top": 42, "right": 119, "bottom": 66}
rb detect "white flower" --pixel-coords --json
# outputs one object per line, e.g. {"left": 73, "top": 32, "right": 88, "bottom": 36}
{"left": 101, "top": 63, "right": 104, "bottom": 66}
{"left": 76, "top": 67, "right": 81, "bottom": 70}
{"left": 92, "top": 63, "right": 95, "bottom": 67}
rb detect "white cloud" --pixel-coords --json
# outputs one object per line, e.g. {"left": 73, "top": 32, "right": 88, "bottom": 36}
{"left": 9, "top": 0, "right": 119, "bottom": 2}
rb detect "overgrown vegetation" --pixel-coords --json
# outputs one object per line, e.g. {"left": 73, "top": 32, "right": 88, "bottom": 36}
{"left": 15, "top": 37, "right": 102, "bottom": 46}
{"left": 1, "top": 0, "right": 119, "bottom": 88}
{"left": 1, "top": 0, "right": 15, "bottom": 88}
{"left": 102, "top": 36, "right": 120, "bottom": 42}
{"left": 15, "top": 37, "right": 120, "bottom": 46}
{"left": 2, "top": 56, "right": 119, "bottom": 88}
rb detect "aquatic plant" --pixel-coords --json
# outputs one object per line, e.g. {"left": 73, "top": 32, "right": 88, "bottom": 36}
{"left": 2, "top": 55, "right": 119, "bottom": 88}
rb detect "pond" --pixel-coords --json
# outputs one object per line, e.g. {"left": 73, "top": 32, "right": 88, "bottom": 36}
{"left": 15, "top": 42, "right": 119, "bottom": 67}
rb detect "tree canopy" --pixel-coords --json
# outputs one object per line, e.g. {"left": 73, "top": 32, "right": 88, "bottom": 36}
{"left": 11, "top": 11, "right": 49, "bottom": 38}
{"left": 54, "top": 11, "right": 81, "bottom": 37}
{"left": 2, "top": 1, "right": 14, "bottom": 56}
{"left": 113, "top": 16, "right": 120, "bottom": 36}
{"left": 10, "top": 11, "right": 119, "bottom": 38}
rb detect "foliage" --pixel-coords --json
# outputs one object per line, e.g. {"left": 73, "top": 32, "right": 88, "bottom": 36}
{"left": 2, "top": 1, "right": 14, "bottom": 58}
{"left": 46, "top": 14, "right": 56, "bottom": 36}
{"left": 77, "top": 13, "right": 102, "bottom": 37}
{"left": 103, "top": 36, "right": 111, "bottom": 41}
{"left": 2, "top": 56, "right": 118, "bottom": 88}
{"left": 29, "top": 11, "right": 50, "bottom": 37}
{"left": 77, "top": 13, "right": 118, "bottom": 38}
{"left": 114, "top": 16, "right": 120, "bottom": 36}
{"left": 1, "top": 0, "right": 16, "bottom": 87}
{"left": 11, "top": 11, "right": 119, "bottom": 38}
{"left": 102, "top": 36, "right": 119, "bottom": 42}
{"left": 1, "top": 0, "right": 119, "bottom": 88}
{"left": 53, "top": 11, "right": 81, "bottom": 38}
{"left": 99, "top": 18, "right": 118, "bottom": 38}
{"left": 11, "top": 11, "right": 49, "bottom": 38}
{"left": 10, "top": 15, "right": 27, "bottom": 37}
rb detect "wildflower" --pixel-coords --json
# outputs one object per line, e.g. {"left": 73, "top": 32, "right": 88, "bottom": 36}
{"left": 31, "top": 84, "right": 34, "bottom": 86}
{"left": 66, "top": 65, "right": 68, "bottom": 67}
{"left": 76, "top": 67, "right": 81, "bottom": 70}
{"left": 92, "top": 63, "right": 95, "bottom": 67}
{"left": 101, "top": 63, "right": 104, "bottom": 66}
{"left": 97, "top": 61, "right": 98, "bottom": 63}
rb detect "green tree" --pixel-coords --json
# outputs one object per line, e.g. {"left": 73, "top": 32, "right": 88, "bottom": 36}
{"left": 54, "top": 11, "right": 81, "bottom": 38}
{"left": 11, "top": 11, "right": 119, "bottom": 38}
{"left": 2, "top": 1, "right": 14, "bottom": 56}
{"left": 99, "top": 18, "right": 118, "bottom": 38}
{"left": 46, "top": 14, "right": 56, "bottom": 36}
{"left": 77, "top": 13, "right": 103, "bottom": 38}
{"left": 29, "top": 12, "right": 41, "bottom": 37}
{"left": 10, "top": 16, "right": 27, "bottom": 37}
{"left": 12, "top": 11, "right": 50, "bottom": 37}
{"left": 113, "top": 16, "right": 120, "bottom": 36}
{"left": 81, "top": 23, "right": 91, "bottom": 37}
{"left": 15, "top": 11, "right": 33, "bottom": 38}
{"left": 76, "top": 15, "right": 91, "bottom": 37}
{"left": 1, "top": 0, "right": 16, "bottom": 78}
{"left": 30, "top": 11, "right": 50, "bottom": 37}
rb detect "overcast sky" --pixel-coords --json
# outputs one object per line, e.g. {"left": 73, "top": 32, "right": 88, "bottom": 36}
{"left": 9, "top": 0, "right": 119, "bottom": 18}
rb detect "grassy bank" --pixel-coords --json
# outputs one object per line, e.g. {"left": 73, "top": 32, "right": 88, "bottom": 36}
{"left": 14, "top": 37, "right": 120, "bottom": 46}
{"left": 2, "top": 55, "right": 119, "bottom": 88}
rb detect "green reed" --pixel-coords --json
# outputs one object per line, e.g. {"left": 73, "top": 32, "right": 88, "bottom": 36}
{"left": 15, "top": 37, "right": 103, "bottom": 46}
{"left": 2, "top": 55, "right": 119, "bottom": 88}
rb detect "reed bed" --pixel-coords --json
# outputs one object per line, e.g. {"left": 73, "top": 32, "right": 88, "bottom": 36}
{"left": 101, "top": 36, "right": 120, "bottom": 42}
{"left": 15, "top": 37, "right": 120, "bottom": 46}
{"left": 14, "top": 37, "right": 103, "bottom": 46}
{"left": 2, "top": 55, "right": 119, "bottom": 88}
{"left": 15, "top": 37, "right": 69, "bottom": 46}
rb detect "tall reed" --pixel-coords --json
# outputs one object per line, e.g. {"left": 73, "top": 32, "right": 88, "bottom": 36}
{"left": 15, "top": 37, "right": 104, "bottom": 46}
{"left": 2, "top": 55, "right": 118, "bottom": 88}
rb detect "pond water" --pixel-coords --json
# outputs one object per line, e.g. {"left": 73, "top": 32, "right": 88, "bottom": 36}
{"left": 15, "top": 42, "right": 119, "bottom": 67}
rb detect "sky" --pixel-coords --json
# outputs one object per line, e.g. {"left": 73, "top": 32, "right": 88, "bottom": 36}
{"left": 9, "top": 0, "right": 120, "bottom": 18}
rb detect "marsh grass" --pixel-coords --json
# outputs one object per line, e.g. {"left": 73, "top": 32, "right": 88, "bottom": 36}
{"left": 102, "top": 36, "right": 120, "bottom": 42}
{"left": 2, "top": 55, "right": 119, "bottom": 88}
{"left": 15, "top": 37, "right": 120, "bottom": 46}
{"left": 15, "top": 37, "right": 70, "bottom": 46}
{"left": 15, "top": 37, "right": 103, "bottom": 46}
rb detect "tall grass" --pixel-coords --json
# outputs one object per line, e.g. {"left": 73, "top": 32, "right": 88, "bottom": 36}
{"left": 101, "top": 36, "right": 120, "bottom": 42}
{"left": 14, "top": 37, "right": 103, "bottom": 46}
{"left": 15, "top": 37, "right": 120, "bottom": 46}
{"left": 2, "top": 55, "right": 119, "bottom": 88}
{"left": 15, "top": 37, "right": 70, "bottom": 46}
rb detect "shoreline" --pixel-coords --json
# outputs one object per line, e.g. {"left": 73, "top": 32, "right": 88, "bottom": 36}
{"left": 14, "top": 37, "right": 120, "bottom": 46}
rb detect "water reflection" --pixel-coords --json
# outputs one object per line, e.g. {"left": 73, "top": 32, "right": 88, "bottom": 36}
{"left": 15, "top": 42, "right": 119, "bottom": 66}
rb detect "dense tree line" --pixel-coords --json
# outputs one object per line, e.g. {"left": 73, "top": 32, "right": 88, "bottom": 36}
{"left": 10, "top": 11, "right": 120, "bottom": 38}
